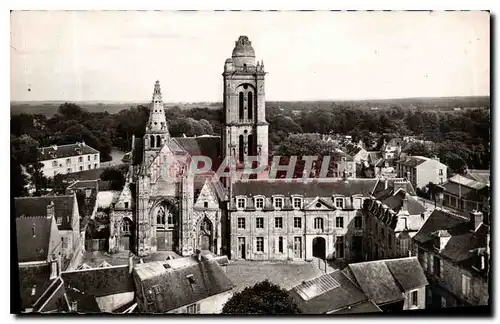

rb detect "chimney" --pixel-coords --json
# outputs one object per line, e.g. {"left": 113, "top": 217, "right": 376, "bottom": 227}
{"left": 470, "top": 210, "right": 483, "bottom": 231}
{"left": 128, "top": 252, "right": 134, "bottom": 274}
{"left": 49, "top": 254, "right": 59, "bottom": 279}
{"left": 406, "top": 171, "right": 410, "bottom": 181}
{"left": 432, "top": 156, "right": 440, "bottom": 163}
{"left": 401, "top": 192, "right": 408, "bottom": 211}
{"left": 71, "top": 301, "right": 78, "bottom": 312}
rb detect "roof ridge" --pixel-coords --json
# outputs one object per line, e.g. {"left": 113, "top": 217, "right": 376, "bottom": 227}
{"left": 434, "top": 207, "right": 470, "bottom": 222}
{"left": 62, "top": 264, "right": 128, "bottom": 274}
{"left": 15, "top": 195, "right": 74, "bottom": 200}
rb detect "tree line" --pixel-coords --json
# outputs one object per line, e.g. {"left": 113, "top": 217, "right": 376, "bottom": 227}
{"left": 11, "top": 101, "right": 490, "bottom": 197}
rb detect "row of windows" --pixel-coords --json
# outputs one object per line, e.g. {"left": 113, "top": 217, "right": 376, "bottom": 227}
{"left": 50, "top": 155, "right": 98, "bottom": 167}
{"left": 236, "top": 196, "right": 363, "bottom": 210}
{"left": 249, "top": 235, "right": 346, "bottom": 258}
{"left": 237, "top": 216, "right": 362, "bottom": 230}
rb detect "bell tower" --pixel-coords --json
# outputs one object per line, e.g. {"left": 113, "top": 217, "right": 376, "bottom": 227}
{"left": 222, "top": 36, "right": 269, "bottom": 172}
{"left": 144, "top": 80, "right": 170, "bottom": 164}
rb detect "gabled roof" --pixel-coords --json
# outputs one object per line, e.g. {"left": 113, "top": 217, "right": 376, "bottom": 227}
{"left": 232, "top": 179, "right": 378, "bottom": 198}
{"left": 133, "top": 255, "right": 234, "bottom": 313}
{"left": 413, "top": 208, "right": 470, "bottom": 244}
{"left": 16, "top": 217, "right": 54, "bottom": 262}
{"left": 347, "top": 260, "right": 405, "bottom": 305}
{"left": 464, "top": 169, "right": 490, "bottom": 185}
{"left": 397, "top": 156, "right": 427, "bottom": 167}
{"left": 15, "top": 196, "right": 76, "bottom": 229}
{"left": 18, "top": 264, "right": 53, "bottom": 310}
{"left": 288, "top": 270, "right": 368, "bottom": 314}
{"left": 381, "top": 190, "right": 426, "bottom": 216}
{"left": 38, "top": 142, "right": 99, "bottom": 161}
{"left": 441, "top": 177, "right": 489, "bottom": 202}
{"left": 439, "top": 223, "right": 490, "bottom": 263}
{"left": 61, "top": 265, "right": 134, "bottom": 298}
{"left": 384, "top": 257, "right": 428, "bottom": 292}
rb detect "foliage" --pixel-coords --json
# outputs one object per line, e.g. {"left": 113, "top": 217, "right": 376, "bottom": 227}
{"left": 222, "top": 280, "right": 301, "bottom": 315}
{"left": 100, "top": 165, "right": 127, "bottom": 190}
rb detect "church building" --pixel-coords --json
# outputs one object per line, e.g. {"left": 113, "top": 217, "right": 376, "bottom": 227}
{"left": 110, "top": 35, "right": 413, "bottom": 264}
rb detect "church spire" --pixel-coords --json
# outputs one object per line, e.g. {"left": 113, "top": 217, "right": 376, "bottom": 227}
{"left": 146, "top": 80, "right": 169, "bottom": 135}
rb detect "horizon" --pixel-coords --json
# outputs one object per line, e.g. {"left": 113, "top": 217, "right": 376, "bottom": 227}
{"left": 10, "top": 94, "right": 491, "bottom": 105}
{"left": 11, "top": 11, "right": 489, "bottom": 102}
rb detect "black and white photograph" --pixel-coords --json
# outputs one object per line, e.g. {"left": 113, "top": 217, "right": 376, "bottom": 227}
{"left": 10, "top": 9, "right": 491, "bottom": 315}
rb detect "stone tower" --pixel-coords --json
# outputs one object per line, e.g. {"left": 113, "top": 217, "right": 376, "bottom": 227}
{"left": 222, "top": 36, "right": 269, "bottom": 173}
{"left": 144, "top": 80, "right": 170, "bottom": 164}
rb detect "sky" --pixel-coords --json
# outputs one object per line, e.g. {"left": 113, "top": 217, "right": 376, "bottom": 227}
{"left": 10, "top": 11, "right": 490, "bottom": 102}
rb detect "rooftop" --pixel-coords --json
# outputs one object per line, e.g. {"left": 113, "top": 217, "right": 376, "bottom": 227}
{"left": 133, "top": 255, "right": 234, "bottom": 313}
{"left": 232, "top": 178, "right": 379, "bottom": 197}
{"left": 15, "top": 195, "right": 76, "bottom": 231}
{"left": 38, "top": 142, "right": 99, "bottom": 161}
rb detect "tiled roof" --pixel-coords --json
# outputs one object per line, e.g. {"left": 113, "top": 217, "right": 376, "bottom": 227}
{"left": 232, "top": 179, "right": 378, "bottom": 198}
{"left": 371, "top": 178, "right": 416, "bottom": 199}
{"left": 38, "top": 142, "right": 99, "bottom": 161}
{"left": 396, "top": 156, "right": 428, "bottom": 167}
{"left": 381, "top": 190, "right": 426, "bottom": 216}
{"left": 413, "top": 208, "right": 470, "bottom": 244}
{"left": 62, "top": 168, "right": 106, "bottom": 182}
{"left": 61, "top": 265, "right": 134, "bottom": 298}
{"left": 440, "top": 223, "right": 489, "bottom": 263}
{"left": 67, "top": 179, "right": 99, "bottom": 190}
{"left": 16, "top": 217, "right": 55, "bottom": 262}
{"left": 18, "top": 264, "right": 53, "bottom": 310}
{"left": 441, "top": 178, "right": 489, "bottom": 202}
{"left": 384, "top": 257, "right": 428, "bottom": 292}
{"left": 133, "top": 255, "right": 234, "bottom": 313}
{"left": 15, "top": 196, "right": 76, "bottom": 231}
{"left": 332, "top": 300, "right": 382, "bottom": 314}
{"left": 172, "top": 136, "right": 222, "bottom": 171}
{"left": 347, "top": 260, "right": 405, "bottom": 305}
{"left": 465, "top": 169, "right": 490, "bottom": 185}
{"left": 289, "top": 270, "right": 368, "bottom": 314}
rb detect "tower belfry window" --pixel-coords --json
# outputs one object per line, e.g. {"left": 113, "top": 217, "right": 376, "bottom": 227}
{"left": 248, "top": 92, "right": 253, "bottom": 119}
{"left": 150, "top": 135, "right": 155, "bottom": 148}
{"left": 239, "top": 92, "right": 244, "bottom": 120}
{"left": 156, "top": 135, "right": 161, "bottom": 147}
{"left": 239, "top": 135, "right": 244, "bottom": 163}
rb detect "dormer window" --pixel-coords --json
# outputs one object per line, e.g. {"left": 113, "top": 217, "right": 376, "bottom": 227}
{"left": 255, "top": 197, "right": 264, "bottom": 209}
{"left": 293, "top": 197, "right": 303, "bottom": 209}
{"left": 237, "top": 198, "right": 246, "bottom": 209}
{"left": 274, "top": 197, "right": 284, "bottom": 209}
{"left": 335, "top": 198, "right": 344, "bottom": 209}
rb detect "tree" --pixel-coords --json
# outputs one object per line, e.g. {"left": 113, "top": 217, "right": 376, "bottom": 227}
{"left": 222, "top": 280, "right": 301, "bottom": 315}
{"left": 100, "top": 165, "right": 127, "bottom": 190}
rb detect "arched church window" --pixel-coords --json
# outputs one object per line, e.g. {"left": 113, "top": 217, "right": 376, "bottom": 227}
{"left": 122, "top": 219, "right": 131, "bottom": 234}
{"left": 157, "top": 207, "right": 165, "bottom": 225}
{"left": 151, "top": 135, "right": 155, "bottom": 148}
{"left": 248, "top": 92, "right": 253, "bottom": 119}
{"left": 239, "top": 92, "right": 244, "bottom": 120}
{"left": 156, "top": 135, "right": 161, "bottom": 147}
{"left": 166, "top": 209, "right": 174, "bottom": 228}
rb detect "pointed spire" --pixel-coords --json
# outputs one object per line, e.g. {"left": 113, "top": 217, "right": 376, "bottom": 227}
{"left": 146, "top": 80, "right": 170, "bottom": 136}
{"left": 152, "top": 80, "right": 163, "bottom": 103}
